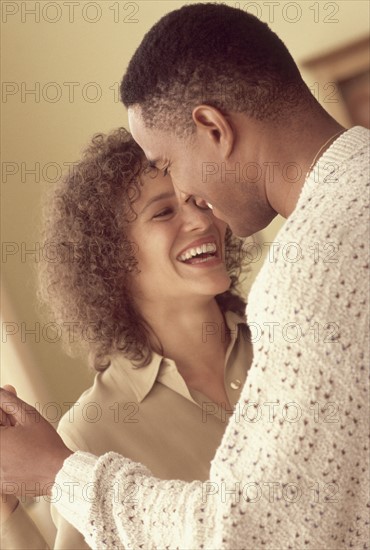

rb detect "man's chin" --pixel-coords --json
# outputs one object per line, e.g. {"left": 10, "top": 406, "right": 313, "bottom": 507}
{"left": 228, "top": 222, "right": 254, "bottom": 238}
{"left": 229, "top": 212, "right": 278, "bottom": 238}
{"left": 214, "top": 206, "right": 270, "bottom": 237}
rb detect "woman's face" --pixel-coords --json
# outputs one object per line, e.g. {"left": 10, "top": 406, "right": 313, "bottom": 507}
{"left": 126, "top": 170, "right": 231, "bottom": 306}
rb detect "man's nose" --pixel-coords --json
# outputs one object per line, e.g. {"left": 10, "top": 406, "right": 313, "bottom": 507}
{"left": 173, "top": 184, "right": 208, "bottom": 210}
{"left": 173, "top": 185, "right": 188, "bottom": 204}
{"left": 179, "top": 197, "right": 212, "bottom": 232}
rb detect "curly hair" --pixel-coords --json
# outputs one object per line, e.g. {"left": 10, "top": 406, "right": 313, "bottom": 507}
{"left": 38, "top": 128, "right": 248, "bottom": 371}
{"left": 121, "top": 3, "right": 314, "bottom": 137}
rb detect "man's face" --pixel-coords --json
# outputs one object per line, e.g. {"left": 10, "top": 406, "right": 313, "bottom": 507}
{"left": 128, "top": 106, "right": 275, "bottom": 237}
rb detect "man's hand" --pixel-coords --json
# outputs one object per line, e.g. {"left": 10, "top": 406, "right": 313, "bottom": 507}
{"left": 0, "top": 385, "right": 19, "bottom": 523}
{"left": 0, "top": 387, "right": 73, "bottom": 499}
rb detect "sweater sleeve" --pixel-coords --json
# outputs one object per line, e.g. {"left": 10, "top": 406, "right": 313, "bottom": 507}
{"left": 54, "top": 451, "right": 219, "bottom": 550}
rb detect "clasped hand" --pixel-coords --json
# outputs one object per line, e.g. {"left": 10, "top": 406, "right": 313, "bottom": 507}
{"left": 0, "top": 386, "right": 72, "bottom": 500}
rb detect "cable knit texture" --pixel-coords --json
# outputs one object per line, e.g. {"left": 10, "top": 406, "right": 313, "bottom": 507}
{"left": 54, "top": 126, "right": 370, "bottom": 550}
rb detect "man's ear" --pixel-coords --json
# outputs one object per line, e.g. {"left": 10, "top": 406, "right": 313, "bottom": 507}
{"left": 191, "top": 105, "right": 234, "bottom": 158}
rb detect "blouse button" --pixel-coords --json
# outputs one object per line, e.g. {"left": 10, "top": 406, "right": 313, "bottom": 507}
{"left": 230, "top": 379, "right": 241, "bottom": 390}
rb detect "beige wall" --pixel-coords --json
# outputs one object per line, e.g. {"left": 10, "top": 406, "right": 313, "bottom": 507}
{"left": 1, "top": 0, "right": 369, "bottom": 407}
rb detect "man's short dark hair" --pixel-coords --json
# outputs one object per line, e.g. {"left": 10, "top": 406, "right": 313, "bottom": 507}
{"left": 121, "top": 3, "right": 313, "bottom": 136}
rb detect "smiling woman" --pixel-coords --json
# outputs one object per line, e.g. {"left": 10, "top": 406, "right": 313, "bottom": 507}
{"left": 127, "top": 172, "right": 231, "bottom": 310}
{"left": 0, "top": 127, "right": 253, "bottom": 549}
{"left": 38, "top": 127, "right": 248, "bottom": 369}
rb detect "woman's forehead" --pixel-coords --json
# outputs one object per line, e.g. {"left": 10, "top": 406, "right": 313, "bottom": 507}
{"left": 139, "top": 171, "right": 175, "bottom": 199}
{"left": 128, "top": 171, "right": 176, "bottom": 218}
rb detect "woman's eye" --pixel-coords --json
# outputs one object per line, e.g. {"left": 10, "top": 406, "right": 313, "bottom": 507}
{"left": 153, "top": 207, "right": 173, "bottom": 219}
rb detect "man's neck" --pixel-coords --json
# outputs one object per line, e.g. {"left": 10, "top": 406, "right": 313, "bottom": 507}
{"left": 264, "top": 114, "right": 346, "bottom": 218}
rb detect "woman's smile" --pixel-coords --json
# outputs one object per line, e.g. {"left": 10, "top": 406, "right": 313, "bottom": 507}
{"left": 176, "top": 236, "right": 222, "bottom": 267}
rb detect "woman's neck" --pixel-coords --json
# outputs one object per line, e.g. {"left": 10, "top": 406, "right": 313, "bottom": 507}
{"left": 137, "top": 296, "right": 230, "bottom": 382}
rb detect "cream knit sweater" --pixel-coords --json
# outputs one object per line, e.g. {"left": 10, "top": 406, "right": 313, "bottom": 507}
{"left": 54, "top": 126, "right": 370, "bottom": 550}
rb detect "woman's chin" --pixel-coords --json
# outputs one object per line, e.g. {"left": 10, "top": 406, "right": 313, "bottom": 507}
{"left": 200, "top": 274, "right": 232, "bottom": 296}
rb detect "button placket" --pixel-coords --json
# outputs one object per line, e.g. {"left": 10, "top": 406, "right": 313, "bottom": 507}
{"left": 230, "top": 379, "right": 241, "bottom": 390}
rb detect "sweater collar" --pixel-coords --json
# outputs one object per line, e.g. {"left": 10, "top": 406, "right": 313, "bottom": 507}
{"left": 301, "top": 126, "right": 369, "bottom": 202}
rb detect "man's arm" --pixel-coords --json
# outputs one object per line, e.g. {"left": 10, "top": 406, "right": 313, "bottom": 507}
{"left": 0, "top": 388, "right": 220, "bottom": 548}
{"left": 53, "top": 450, "right": 216, "bottom": 550}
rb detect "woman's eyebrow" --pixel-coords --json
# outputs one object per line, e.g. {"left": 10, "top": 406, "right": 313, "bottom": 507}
{"left": 148, "top": 158, "right": 159, "bottom": 169}
{"left": 139, "top": 191, "right": 175, "bottom": 214}
{"left": 148, "top": 157, "right": 168, "bottom": 171}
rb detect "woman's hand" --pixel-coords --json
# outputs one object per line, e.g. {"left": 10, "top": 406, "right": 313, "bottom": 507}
{"left": 0, "top": 387, "right": 73, "bottom": 499}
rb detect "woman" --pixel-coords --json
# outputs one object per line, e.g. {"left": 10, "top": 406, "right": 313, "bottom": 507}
{"left": 1, "top": 128, "right": 252, "bottom": 549}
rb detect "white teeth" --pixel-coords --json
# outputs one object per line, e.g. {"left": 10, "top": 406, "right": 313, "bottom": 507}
{"left": 206, "top": 202, "right": 213, "bottom": 210}
{"left": 177, "top": 242, "right": 217, "bottom": 262}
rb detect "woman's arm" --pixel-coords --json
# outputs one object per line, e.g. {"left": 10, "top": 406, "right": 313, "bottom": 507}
{"left": 0, "top": 494, "right": 19, "bottom": 524}
{"left": 1, "top": 500, "right": 50, "bottom": 550}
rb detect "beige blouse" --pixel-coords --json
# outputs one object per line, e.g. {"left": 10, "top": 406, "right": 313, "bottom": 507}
{"left": 1, "top": 310, "right": 252, "bottom": 549}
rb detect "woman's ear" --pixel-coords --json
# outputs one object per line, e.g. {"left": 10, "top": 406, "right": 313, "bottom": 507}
{"left": 191, "top": 105, "right": 234, "bottom": 158}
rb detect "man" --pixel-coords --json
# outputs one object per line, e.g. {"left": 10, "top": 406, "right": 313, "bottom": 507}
{"left": 122, "top": 3, "right": 345, "bottom": 238}
{"left": 1, "top": 4, "right": 369, "bottom": 549}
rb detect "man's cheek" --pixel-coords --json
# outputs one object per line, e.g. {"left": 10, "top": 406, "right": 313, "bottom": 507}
{"left": 212, "top": 207, "right": 227, "bottom": 224}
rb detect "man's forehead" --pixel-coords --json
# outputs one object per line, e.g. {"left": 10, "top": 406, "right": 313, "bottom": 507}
{"left": 127, "top": 105, "right": 146, "bottom": 136}
{"left": 128, "top": 106, "right": 167, "bottom": 156}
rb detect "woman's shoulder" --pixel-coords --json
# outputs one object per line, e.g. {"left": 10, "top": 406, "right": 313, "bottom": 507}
{"left": 57, "top": 353, "right": 141, "bottom": 447}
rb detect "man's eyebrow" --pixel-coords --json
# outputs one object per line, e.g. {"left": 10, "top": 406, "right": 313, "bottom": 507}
{"left": 139, "top": 191, "right": 175, "bottom": 214}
